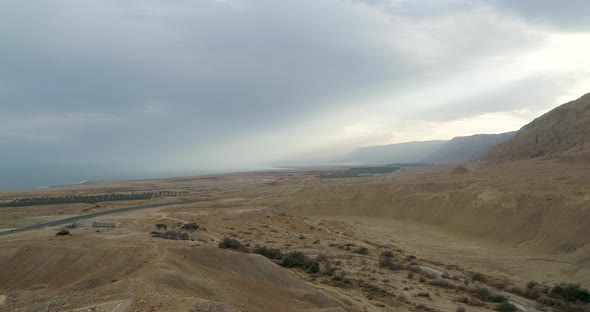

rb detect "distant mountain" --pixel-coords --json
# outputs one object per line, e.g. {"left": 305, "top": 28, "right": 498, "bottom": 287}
{"left": 426, "top": 132, "right": 515, "bottom": 164}
{"left": 487, "top": 93, "right": 590, "bottom": 162}
{"left": 344, "top": 140, "right": 446, "bottom": 164}
{"left": 344, "top": 132, "right": 515, "bottom": 164}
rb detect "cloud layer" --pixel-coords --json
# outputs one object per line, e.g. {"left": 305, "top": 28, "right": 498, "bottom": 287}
{"left": 1, "top": 0, "right": 589, "bottom": 171}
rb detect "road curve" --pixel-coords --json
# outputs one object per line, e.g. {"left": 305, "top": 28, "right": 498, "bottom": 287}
{"left": 0, "top": 199, "right": 206, "bottom": 236}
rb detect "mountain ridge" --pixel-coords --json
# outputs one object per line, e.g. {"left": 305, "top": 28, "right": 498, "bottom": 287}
{"left": 343, "top": 132, "right": 515, "bottom": 164}
{"left": 487, "top": 92, "right": 590, "bottom": 162}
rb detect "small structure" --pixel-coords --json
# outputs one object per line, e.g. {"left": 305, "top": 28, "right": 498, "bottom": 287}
{"left": 71, "top": 220, "right": 118, "bottom": 229}
{"left": 92, "top": 221, "right": 117, "bottom": 228}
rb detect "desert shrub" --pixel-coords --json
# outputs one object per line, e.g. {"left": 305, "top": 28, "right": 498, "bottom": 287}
{"left": 456, "top": 307, "right": 466, "bottom": 312}
{"left": 304, "top": 259, "right": 320, "bottom": 273}
{"left": 155, "top": 223, "right": 167, "bottom": 231}
{"left": 331, "top": 272, "right": 351, "bottom": 285}
{"left": 354, "top": 247, "right": 369, "bottom": 255}
{"left": 472, "top": 272, "right": 485, "bottom": 282}
{"left": 496, "top": 301, "right": 517, "bottom": 312}
{"left": 381, "top": 250, "right": 394, "bottom": 258}
{"left": 254, "top": 246, "right": 283, "bottom": 260}
{"left": 490, "top": 294, "right": 508, "bottom": 303}
{"left": 316, "top": 254, "right": 328, "bottom": 262}
{"left": 474, "top": 287, "right": 507, "bottom": 303}
{"left": 56, "top": 229, "right": 70, "bottom": 236}
{"left": 152, "top": 230, "right": 190, "bottom": 240}
{"left": 379, "top": 253, "right": 405, "bottom": 270}
{"left": 281, "top": 251, "right": 320, "bottom": 273}
{"left": 429, "top": 279, "right": 456, "bottom": 289}
{"left": 282, "top": 251, "right": 307, "bottom": 268}
{"left": 523, "top": 288, "right": 542, "bottom": 300}
{"left": 527, "top": 280, "right": 538, "bottom": 289}
{"left": 218, "top": 238, "right": 243, "bottom": 250}
{"left": 417, "top": 292, "right": 430, "bottom": 298}
{"left": 181, "top": 223, "right": 199, "bottom": 231}
{"left": 323, "top": 266, "right": 336, "bottom": 276}
{"left": 549, "top": 283, "right": 590, "bottom": 303}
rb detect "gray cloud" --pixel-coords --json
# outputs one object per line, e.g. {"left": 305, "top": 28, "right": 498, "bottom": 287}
{"left": 0, "top": 0, "right": 588, "bottom": 173}
{"left": 492, "top": 0, "right": 590, "bottom": 31}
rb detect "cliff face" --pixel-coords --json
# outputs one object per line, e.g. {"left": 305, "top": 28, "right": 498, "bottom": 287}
{"left": 488, "top": 93, "right": 590, "bottom": 162}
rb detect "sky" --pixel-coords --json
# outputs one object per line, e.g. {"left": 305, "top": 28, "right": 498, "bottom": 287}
{"left": 1, "top": 0, "right": 590, "bottom": 173}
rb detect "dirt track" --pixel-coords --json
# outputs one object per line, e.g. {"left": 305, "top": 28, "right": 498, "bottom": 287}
{"left": 0, "top": 199, "right": 206, "bottom": 236}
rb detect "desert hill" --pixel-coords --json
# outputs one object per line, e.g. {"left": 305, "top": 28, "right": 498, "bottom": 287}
{"left": 0, "top": 221, "right": 343, "bottom": 312}
{"left": 488, "top": 92, "right": 590, "bottom": 162}
{"left": 344, "top": 132, "right": 514, "bottom": 165}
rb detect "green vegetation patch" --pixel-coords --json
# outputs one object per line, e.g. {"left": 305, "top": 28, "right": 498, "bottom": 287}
{"left": 549, "top": 283, "right": 590, "bottom": 303}
{"left": 281, "top": 251, "right": 320, "bottom": 273}
{"left": 386, "top": 162, "right": 433, "bottom": 168}
{"left": 318, "top": 167, "right": 399, "bottom": 179}
{"left": 218, "top": 238, "right": 244, "bottom": 250}
{"left": 0, "top": 193, "right": 159, "bottom": 208}
{"left": 254, "top": 246, "right": 283, "bottom": 260}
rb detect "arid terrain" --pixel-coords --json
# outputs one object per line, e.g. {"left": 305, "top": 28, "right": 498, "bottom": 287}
{"left": 3, "top": 0, "right": 590, "bottom": 310}
{"left": 1, "top": 158, "right": 589, "bottom": 312}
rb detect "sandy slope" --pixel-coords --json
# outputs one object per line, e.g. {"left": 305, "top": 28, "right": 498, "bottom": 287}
{"left": 276, "top": 160, "right": 590, "bottom": 286}
{"left": 0, "top": 230, "right": 341, "bottom": 312}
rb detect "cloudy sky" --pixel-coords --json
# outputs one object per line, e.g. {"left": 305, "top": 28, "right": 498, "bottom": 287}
{"left": 1, "top": 0, "right": 590, "bottom": 173}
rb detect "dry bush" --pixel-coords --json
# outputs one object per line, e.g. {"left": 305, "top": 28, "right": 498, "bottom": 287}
{"left": 254, "top": 246, "right": 283, "bottom": 260}
{"left": 496, "top": 301, "right": 517, "bottom": 312}
{"left": 55, "top": 229, "right": 70, "bottom": 236}
{"left": 181, "top": 223, "right": 199, "bottom": 231}
{"left": 152, "top": 230, "right": 190, "bottom": 240}
{"left": 218, "top": 238, "right": 244, "bottom": 250}
{"left": 281, "top": 251, "right": 320, "bottom": 273}
{"left": 379, "top": 251, "right": 406, "bottom": 270}
{"left": 354, "top": 247, "right": 369, "bottom": 255}
{"left": 429, "top": 278, "right": 456, "bottom": 289}
{"left": 471, "top": 272, "right": 485, "bottom": 282}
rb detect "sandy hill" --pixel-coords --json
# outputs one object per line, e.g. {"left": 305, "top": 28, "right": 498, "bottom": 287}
{"left": 0, "top": 237, "right": 341, "bottom": 312}
{"left": 488, "top": 92, "right": 590, "bottom": 162}
{"left": 344, "top": 132, "right": 514, "bottom": 165}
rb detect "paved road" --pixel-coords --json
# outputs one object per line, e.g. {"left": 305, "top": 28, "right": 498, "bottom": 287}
{"left": 0, "top": 199, "right": 206, "bottom": 236}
